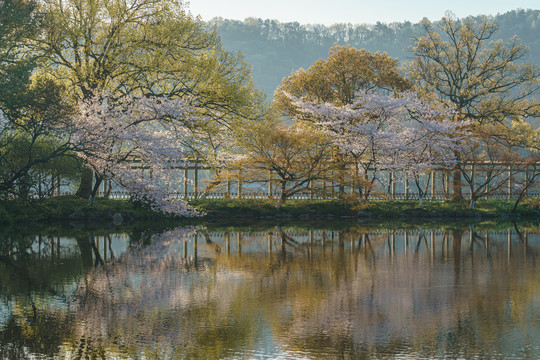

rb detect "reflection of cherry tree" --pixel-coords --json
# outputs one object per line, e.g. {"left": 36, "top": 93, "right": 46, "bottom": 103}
{"left": 65, "top": 226, "right": 257, "bottom": 359}
{"left": 289, "top": 91, "right": 466, "bottom": 202}
{"left": 72, "top": 96, "right": 203, "bottom": 216}
{"left": 3, "top": 227, "right": 537, "bottom": 359}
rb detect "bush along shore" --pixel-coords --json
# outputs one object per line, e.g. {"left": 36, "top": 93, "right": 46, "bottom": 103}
{"left": 1, "top": 196, "right": 540, "bottom": 225}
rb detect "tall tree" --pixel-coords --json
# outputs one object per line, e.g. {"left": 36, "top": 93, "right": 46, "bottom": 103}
{"left": 0, "top": 0, "right": 38, "bottom": 103}
{"left": 0, "top": 76, "right": 75, "bottom": 198}
{"left": 274, "top": 45, "right": 410, "bottom": 197}
{"left": 0, "top": 0, "right": 77, "bottom": 198}
{"left": 409, "top": 13, "right": 540, "bottom": 200}
{"left": 37, "top": 0, "right": 265, "bottom": 198}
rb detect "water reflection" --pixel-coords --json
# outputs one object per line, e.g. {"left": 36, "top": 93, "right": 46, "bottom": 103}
{"left": 0, "top": 223, "right": 539, "bottom": 359}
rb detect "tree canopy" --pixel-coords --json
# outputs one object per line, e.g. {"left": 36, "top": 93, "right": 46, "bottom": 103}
{"left": 409, "top": 13, "right": 540, "bottom": 202}
{"left": 273, "top": 44, "right": 410, "bottom": 117}
{"left": 409, "top": 14, "right": 540, "bottom": 124}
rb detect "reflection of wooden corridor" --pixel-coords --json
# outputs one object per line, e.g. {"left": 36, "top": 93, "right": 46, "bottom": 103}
{"left": 176, "top": 228, "right": 537, "bottom": 263}
{"left": 3, "top": 229, "right": 535, "bottom": 267}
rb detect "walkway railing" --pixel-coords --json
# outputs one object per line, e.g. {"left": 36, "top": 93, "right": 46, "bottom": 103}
{"left": 59, "top": 190, "right": 540, "bottom": 201}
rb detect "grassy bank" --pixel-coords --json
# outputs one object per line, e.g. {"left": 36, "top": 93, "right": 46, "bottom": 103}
{"left": 1, "top": 196, "right": 540, "bottom": 225}
{"left": 193, "top": 198, "right": 540, "bottom": 220}
{"left": 0, "top": 196, "right": 167, "bottom": 225}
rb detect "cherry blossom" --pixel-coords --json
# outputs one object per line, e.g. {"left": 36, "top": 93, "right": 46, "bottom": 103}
{"left": 72, "top": 95, "right": 205, "bottom": 216}
{"left": 287, "top": 91, "right": 469, "bottom": 203}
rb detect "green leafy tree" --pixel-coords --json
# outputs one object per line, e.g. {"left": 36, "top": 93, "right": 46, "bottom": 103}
{"left": 37, "top": 0, "right": 265, "bottom": 198}
{"left": 0, "top": 0, "right": 38, "bottom": 103}
{"left": 0, "top": 76, "right": 75, "bottom": 198}
{"left": 274, "top": 44, "right": 409, "bottom": 111}
{"left": 409, "top": 13, "right": 540, "bottom": 201}
{"left": 234, "top": 119, "right": 334, "bottom": 207}
{"left": 0, "top": 1, "right": 77, "bottom": 198}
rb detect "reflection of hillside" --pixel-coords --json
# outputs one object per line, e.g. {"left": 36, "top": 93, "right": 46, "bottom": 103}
{"left": 0, "top": 225, "right": 538, "bottom": 359}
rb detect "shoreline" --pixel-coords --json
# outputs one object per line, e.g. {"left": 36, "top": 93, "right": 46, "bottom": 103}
{"left": 1, "top": 196, "right": 539, "bottom": 226}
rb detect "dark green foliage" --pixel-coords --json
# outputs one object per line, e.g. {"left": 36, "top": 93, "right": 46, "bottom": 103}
{"left": 0, "top": 195, "right": 170, "bottom": 224}
{"left": 0, "top": 0, "right": 39, "bottom": 103}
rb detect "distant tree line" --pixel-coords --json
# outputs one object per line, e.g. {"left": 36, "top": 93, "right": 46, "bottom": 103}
{"left": 210, "top": 9, "right": 540, "bottom": 96}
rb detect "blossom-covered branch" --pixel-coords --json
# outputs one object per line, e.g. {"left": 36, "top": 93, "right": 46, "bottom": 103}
{"left": 72, "top": 96, "right": 204, "bottom": 216}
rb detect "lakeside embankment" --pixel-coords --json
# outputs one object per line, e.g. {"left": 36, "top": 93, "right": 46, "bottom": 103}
{"left": 1, "top": 196, "right": 539, "bottom": 225}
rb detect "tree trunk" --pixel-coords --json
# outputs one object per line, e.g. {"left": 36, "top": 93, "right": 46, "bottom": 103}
{"left": 512, "top": 189, "right": 527, "bottom": 213}
{"left": 276, "top": 181, "right": 286, "bottom": 208}
{"left": 88, "top": 175, "right": 103, "bottom": 206}
{"left": 76, "top": 167, "right": 93, "bottom": 199}
{"left": 452, "top": 167, "right": 463, "bottom": 201}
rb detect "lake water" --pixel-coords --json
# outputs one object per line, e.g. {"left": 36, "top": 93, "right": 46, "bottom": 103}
{"left": 0, "top": 222, "right": 539, "bottom": 359}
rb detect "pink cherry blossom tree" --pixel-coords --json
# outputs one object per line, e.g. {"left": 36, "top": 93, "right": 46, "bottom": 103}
{"left": 288, "top": 91, "right": 467, "bottom": 204}
{"left": 71, "top": 95, "right": 204, "bottom": 217}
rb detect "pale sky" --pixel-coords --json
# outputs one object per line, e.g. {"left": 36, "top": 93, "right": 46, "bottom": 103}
{"left": 187, "top": 0, "right": 540, "bottom": 25}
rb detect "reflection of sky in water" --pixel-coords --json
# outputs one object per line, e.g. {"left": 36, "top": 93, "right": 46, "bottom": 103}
{"left": 0, "top": 225, "right": 539, "bottom": 359}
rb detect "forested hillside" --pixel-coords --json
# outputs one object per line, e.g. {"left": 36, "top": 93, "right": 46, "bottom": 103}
{"left": 209, "top": 9, "right": 540, "bottom": 97}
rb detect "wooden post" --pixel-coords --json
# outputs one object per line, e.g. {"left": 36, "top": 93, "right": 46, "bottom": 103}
{"left": 431, "top": 170, "right": 435, "bottom": 200}
{"left": 391, "top": 171, "right": 396, "bottom": 200}
{"left": 405, "top": 173, "right": 409, "bottom": 200}
{"left": 508, "top": 165, "right": 512, "bottom": 200}
{"left": 431, "top": 230, "right": 435, "bottom": 260}
{"left": 226, "top": 169, "right": 231, "bottom": 199}
{"left": 184, "top": 168, "right": 189, "bottom": 199}
{"left": 193, "top": 165, "right": 198, "bottom": 199}
{"left": 238, "top": 170, "right": 243, "bottom": 199}
{"left": 507, "top": 228, "right": 511, "bottom": 261}
{"left": 268, "top": 170, "right": 273, "bottom": 199}
{"left": 442, "top": 171, "right": 448, "bottom": 198}
{"left": 193, "top": 233, "right": 198, "bottom": 261}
